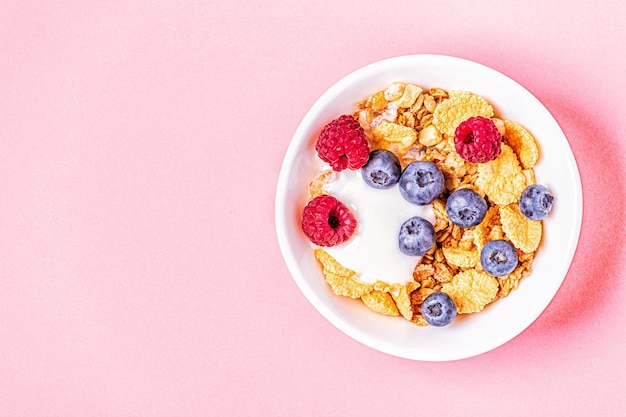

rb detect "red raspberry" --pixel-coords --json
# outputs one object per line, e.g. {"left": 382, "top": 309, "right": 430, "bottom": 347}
{"left": 301, "top": 195, "right": 357, "bottom": 247}
{"left": 454, "top": 116, "right": 502, "bottom": 163}
{"left": 315, "top": 115, "right": 370, "bottom": 171}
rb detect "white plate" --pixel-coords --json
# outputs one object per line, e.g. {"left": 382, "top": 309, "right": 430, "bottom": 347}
{"left": 275, "top": 55, "right": 582, "bottom": 361}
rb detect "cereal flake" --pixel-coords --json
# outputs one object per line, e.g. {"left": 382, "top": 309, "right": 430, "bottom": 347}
{"left": 433, "top": 91, "right": 494, "bottom": 136}
{"left": 390, "top": 281, "right": 420, "bottom": 320}
{"left": 442, "top": 269, "right": 499, "bottom": 314}
{"left": 503, "top": 120, "right": 539, "bottom": 169}
{"left": 361, "top": 291, "right": 400, "bottom": 316}
{"left": 499, "top": 204, "right": 542, "bottom": 253}
{"left": 371, "top": 121, "right": 417, "bottom": 156}
{"left": 442, "top": 246, "right": 479, "bottom": 268}
{"left": 314, "top": 248, "right": 373, "bottom": 298}
{"left": 475, "top": 144, "right": 527, "bottom": 205}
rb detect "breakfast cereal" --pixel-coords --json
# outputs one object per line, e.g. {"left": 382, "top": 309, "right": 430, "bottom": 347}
{"left": 300, "top": 82, "right": 554, "bottom": 327}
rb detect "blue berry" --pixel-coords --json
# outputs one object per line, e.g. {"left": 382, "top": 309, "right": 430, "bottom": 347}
{"left": 360, "top": 149, "right": 401, "bottom": 189}
{"left": 421, "top": 292, "right": 457, "bottom": 327}
{"left": 519, "top": 184, "right": 554, "bottom": 220}
{"left": 445, "top": 188, "right": 488, "bottom": 228}
{"left": 398, "top": 161, "right": 444, "bottom": 205}
{"left": 480, "top": 240, "right": 518, "bottom": 277}
{"left": 398, "top": 216, "right": 435, "bottom": 256}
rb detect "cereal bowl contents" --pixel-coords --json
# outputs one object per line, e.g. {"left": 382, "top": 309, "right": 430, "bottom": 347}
{"left": 301, "top": 82, "right": 554, "bottom": 328}
{"left": 275, "top": 55, "right": 582, "bottom": 361}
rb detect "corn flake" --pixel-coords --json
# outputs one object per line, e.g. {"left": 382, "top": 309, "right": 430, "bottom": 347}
{"left": 314, "top": 248, "right": 373, "bottom": 298}
{"left": 491, "top": 117, "right": 505, "bottom": 136}
{"left": 442, "top": 269, "right": 499, "bottom": 314}
{"left": 473, "top": 206, "right": 500, "bottom": 250}
{"left": 503, "top": 120, "right": 539, "bottom": 169}
{"left": 498, "top": 265, "right": 524, "bottom": 298}
{"left": 442, "top": 246, "right": 479, "bottom": 268}
{"left": 522, "top": 168, "right": 536, "bottom": 187}
{"left": 433, "top": 91, "right": 494, "bottom": 136}
{"left": 371, "top": 121, "right": 417, "bottom": 155}
{"left": 366, "top": 90, "right": 388, "bottom": 112}
{"left": 390, "top": 281, "right": 420, "bottom": 320}
{"left": 392, "top": 83, "right": 423, "bottom": 108}
{"left": 361, "top": 291, "right": 400, "bottom": 316}
{"left": 475, "top": 144, "right": 526, "bottom": 205}
{"left": 499, "top": 204, "right": 542, "bottom": 253}
{"left": 384, "top": 82, "right": 405, "bottom": 101}
{"left": 373, "top": 280, "right": 402, "bottom": 295}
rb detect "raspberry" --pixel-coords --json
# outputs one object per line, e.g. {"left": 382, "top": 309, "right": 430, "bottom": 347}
{"left": 315, "top": 115, "right": 370, "bottom": 171}
{"left": 301, "top": 195, "right": 357, "bottom": 247}
{"left": 454, "top": 116, "right": 502, "bottom": 163}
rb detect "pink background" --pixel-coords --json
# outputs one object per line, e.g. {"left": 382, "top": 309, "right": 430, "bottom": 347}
{"left": 1, "top": 1, "right": 625, "bottom": 415}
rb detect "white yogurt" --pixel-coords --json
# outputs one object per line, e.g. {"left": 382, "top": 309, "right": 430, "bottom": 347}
{"left": 323, "top": 168, "right": 436, "bottom": 285}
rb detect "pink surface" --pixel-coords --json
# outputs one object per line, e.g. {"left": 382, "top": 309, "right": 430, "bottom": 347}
{"left": 1, "top": 1, "right": 625, "bottom": 415}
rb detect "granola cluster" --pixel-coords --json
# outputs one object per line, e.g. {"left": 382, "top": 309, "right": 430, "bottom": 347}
{"left": 308, "top": 82, "right": 545, "bottom": 326}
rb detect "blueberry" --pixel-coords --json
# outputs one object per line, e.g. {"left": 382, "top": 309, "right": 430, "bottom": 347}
{"left": 360, "top": 150, "right": 401, "bottom": 189}
{"left": 480, "top": 240, "right": 518, "bottom": 277}
{"left": 445, "top": 188, "right": 488, "bottom": 228}
{"left": 519, "top": 184, "right": 554, "bottom": 220}
{"left": 398, "top": 216, "right": 435, "bottom": 256}
{"left": 421, "top": 292, "right": 457, "bottom": 327}
{"left": 399, "top": 161, "right": 444, "bottom": 205}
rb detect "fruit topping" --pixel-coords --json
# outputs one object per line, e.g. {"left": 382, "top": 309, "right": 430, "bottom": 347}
{"left": 398, "top": 161, "right": 444, "bottom": 205}
{"left": 360, "top": 149, "right": 401, "bottom": 189}
{"left": 398, "top": 216, "right": 435, "bottom": 256}
{"left": 480, "top": 239, "right": 519, "bottom": 277}
{"left": 421, "top": 292, "right": 457, "bottom": 327}
{"left": 454, "top": 116, "right": 502, "bottom": 163}
{"left": 519, "top": 184, "right": 554, "bottom": 220}
{"left": 445, "top": 188, "right": 488, "bottom": 228}
{"left": 301, "top": 195, "right": 357, "bottom": 247}
{"left": 315, "top": 114, "right": 370, "bottom": 171}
